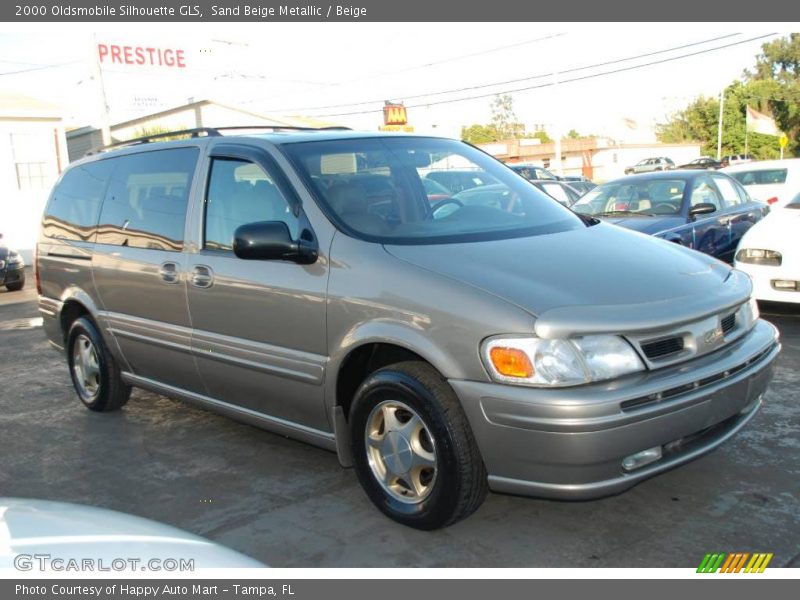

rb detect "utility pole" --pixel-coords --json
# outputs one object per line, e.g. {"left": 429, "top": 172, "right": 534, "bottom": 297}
{"left": 552, "top": 70, "right": 562, "bottom": 176}
{"left": 716, "top": 88, "right": 725, "bottom": 161}
{"left": 91, "top": 33, "right": 112, "bottom": 146}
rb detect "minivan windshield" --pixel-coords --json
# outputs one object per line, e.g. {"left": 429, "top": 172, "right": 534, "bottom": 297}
{"left": 282, "top": 136, "right": 585, "bottom": 244}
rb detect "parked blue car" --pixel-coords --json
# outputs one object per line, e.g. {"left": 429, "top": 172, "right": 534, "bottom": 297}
{"left": 571, "top": 171, "right": 768, "bottom": 263}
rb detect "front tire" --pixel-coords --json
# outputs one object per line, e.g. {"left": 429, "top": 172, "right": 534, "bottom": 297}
{"left": 66, "top": 317, "right": 131, "bottom": 412}
{"left": 349, "top": 361, "right": 488, "bottom": 529}
{"left": 5, "top": 279, "right": 24, "bottom": 292}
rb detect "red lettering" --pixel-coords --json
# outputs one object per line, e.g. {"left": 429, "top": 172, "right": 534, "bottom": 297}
{"left": 96, "top": 44, "right": 187, "bottom": 69}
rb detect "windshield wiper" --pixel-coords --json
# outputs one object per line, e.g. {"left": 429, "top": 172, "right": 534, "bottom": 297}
{"left": 595, "top": 210, "right": 654, "bottom": 217}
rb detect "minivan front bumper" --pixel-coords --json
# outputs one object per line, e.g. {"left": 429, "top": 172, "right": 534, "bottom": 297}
{"left": 449, "top": 319, "right": 780, "bottom": 499}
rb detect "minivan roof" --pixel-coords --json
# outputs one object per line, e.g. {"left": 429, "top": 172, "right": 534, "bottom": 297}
{"left": 91, "top": 128, "right": 444, "bottom": 154}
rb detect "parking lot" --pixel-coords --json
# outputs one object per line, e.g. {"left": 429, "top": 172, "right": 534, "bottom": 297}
{"left": 1, "top": 270, "right": 798, "bottom": 568}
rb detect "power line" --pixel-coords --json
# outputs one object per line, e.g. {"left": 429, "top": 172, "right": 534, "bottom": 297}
{"left": 0, "top": 60, "right": 82, "bottom": 76}
{"left": 241, "top": 32, "right": 567, "bottom": 106}
{"left": 308, "top": 33, "right": 777, "bottom": 118}
{"left": 264, "top": 33, "right": 743, "bottom": 114}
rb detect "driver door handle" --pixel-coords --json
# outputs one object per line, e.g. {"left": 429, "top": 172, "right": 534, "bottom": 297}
{"left": 158, "top": 262, "right": 180, "bottom": 284}
{"left": 191, "top": 265, "right": 214, "bottom": 289}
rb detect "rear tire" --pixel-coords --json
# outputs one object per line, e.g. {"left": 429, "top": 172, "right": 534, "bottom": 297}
{"left": 66, "top": 316, "right": 131, "bottom": 412}
{"left": 349, "top": 360, "right": 488, "bottom": 530}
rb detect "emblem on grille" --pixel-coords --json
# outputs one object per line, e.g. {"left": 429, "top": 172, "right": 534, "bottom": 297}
{"left": 703, "top": 326, "right": 724, "bottom": 345}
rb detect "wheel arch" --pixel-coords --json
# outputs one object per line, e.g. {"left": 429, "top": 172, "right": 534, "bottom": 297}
{"left": 328, "top": 323, "right": 467, "bottom": 467}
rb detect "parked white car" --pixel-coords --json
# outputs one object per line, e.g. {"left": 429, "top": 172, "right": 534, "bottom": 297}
{"left": 723, "top": 158, "right": 800, "bottom": 208}
{"left": 735, "top": 193, "right": 800, "bottom": 304}
{"left": 0, "top": 498, "right": 264, "bottom": 570}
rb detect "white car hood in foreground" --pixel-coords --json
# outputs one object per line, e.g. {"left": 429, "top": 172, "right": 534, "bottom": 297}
{"left": 0, "top": 498, "right": 264, "bottom": 568}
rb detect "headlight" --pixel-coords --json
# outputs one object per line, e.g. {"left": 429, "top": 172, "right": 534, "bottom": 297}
{"left": 7, "top": 252, "right": 23, "bottom": 267}
{"left": 736, "top": 248, "right": 782, "bottom": 266}
{"left": 482, "top": 334, "right": 645, "bottom": 387}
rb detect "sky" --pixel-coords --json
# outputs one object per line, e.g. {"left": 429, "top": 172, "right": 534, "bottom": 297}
{"left": 0, "top": 23, "right": 794, "bottom": 140}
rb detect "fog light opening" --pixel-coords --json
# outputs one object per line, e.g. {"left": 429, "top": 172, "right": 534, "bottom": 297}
{"left": 621, "top": 446, "right": 663, "bottom": 472}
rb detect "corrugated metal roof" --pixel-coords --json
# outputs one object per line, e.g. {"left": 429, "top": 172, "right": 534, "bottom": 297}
{"left": 0, "top": 92, "right": 62, "bottom": 119}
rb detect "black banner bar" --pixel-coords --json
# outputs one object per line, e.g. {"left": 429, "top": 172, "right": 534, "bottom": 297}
{"left": 2, "top": 0, "right": 799, "bottom": 22}
{"left": 3, "top": 579, "right": 800, "bottom": 600}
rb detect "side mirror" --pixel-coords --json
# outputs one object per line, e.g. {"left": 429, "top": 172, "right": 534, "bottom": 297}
{"left": 688, "top": 202, "right": 717, "bottom": 218}
{"left": 233, "top": 221, "right": 318, "bottom": 265}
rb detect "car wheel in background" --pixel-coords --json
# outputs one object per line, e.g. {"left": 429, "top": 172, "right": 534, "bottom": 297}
{"left": 349, "top": 360, "right": 488, "bottom": 529}
{"left": 5, "top": 279, "right": 24, "bottom": 292}
{"left": 66, "top": 316, "right": 131, "bottom": 412}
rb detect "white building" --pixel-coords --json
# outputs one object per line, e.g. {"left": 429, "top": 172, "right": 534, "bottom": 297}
{"left": 66, "top": 99, "right": 338, "bottom": 161}
{"left": 479, "top": 137, "right": 703, "bottom": 181}
{"left": 0, "top": 93, "right": 68, "bottom": 262}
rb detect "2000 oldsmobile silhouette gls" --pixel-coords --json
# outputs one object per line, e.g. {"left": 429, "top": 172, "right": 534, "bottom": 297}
{"left": 36, "top": 130, "right": 780, "bottom": 529}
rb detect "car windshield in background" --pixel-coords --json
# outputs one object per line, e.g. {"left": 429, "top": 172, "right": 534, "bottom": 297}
{"left": 730, "top": 169, "right": 788, "bottom": 186}
{"left": 572, "top": 178, "right": 686, "bottom": 217}
{"left": 283, "top": 137, "right": 585, "bottom": 244}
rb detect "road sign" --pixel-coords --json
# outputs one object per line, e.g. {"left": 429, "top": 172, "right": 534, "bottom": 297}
{"left": 779, "top": 133, "right": 789, "bottom": 148}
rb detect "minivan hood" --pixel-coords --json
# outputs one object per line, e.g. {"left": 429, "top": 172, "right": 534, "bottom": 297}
{"left": 385, "top": 223, "right": 751, "bottom": 338}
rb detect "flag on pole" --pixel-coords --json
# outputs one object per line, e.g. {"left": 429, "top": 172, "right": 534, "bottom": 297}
{"left": 746, "top": 106, "right": 781, "bottom": 136}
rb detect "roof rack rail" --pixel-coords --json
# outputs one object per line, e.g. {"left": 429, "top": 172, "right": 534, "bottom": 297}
{"left": 85, "top": 124, "right": 353, "bottom": 156}
{"left": 86, "top": 127, "right": 220, "bottom": 155}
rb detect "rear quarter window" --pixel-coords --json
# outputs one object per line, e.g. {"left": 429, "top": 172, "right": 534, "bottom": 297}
{"left": 731, "top": 169, "right": 788, "bottom": 186}
{"left": 43, "top": 160, "right": 114, "bottom": 241}
{"left": 95, "top": 148, "right": 199, "bottom": 251}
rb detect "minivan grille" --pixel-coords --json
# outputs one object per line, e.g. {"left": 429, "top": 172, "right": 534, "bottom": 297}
{"left": 621, "top": 343, "right": 776, "bottom": 412}
{"left": 722, "top": 313, "right": 736, "bottom": 334}
{"left": 641, "top": 336, "right": 685, "bottom": 360}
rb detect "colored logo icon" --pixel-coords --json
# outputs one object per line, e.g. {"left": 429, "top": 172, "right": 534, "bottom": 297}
{"left": 697, "top": 552, "right": 773, "bottom": 573}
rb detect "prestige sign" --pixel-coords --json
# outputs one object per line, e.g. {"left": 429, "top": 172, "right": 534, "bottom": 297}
{"left": 97, "top": 43, "right": 187, "bottom": 68}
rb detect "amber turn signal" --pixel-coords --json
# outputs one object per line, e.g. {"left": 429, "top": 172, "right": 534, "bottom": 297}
{"left": 489, "top": 346, "right": 534, "bottom": 378}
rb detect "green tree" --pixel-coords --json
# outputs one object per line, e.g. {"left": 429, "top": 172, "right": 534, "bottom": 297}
{"left": 460, "top": 123, "right": 502, "bottom": 144}
{"left": 490, "top": 94, "right": 526, "bottom": 140}
{"left": 131, "top": 125, "right": 190, "bottom": 141}
{"left": 657, "top": 34, "right": 800, "bottom": 158}
{"left": 747, "top": 33, "right": 800, "bottom": 156}
{"left": 530, "top": 130, "right": 553, "bottom": 143}
{"left": 461, "top": 95, "right": 552, "bottom": 144}
{"left": 564, "top": 129, "right": 595, "bottom": 140}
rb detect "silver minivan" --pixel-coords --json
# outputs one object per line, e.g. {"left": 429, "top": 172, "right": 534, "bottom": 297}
{"left": 37, "top": 128, "right": 780, "bottom": 529}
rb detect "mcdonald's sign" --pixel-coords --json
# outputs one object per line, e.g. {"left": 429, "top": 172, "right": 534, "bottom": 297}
{"left": 384, "top": 102, "right": 408, "bottom": 126}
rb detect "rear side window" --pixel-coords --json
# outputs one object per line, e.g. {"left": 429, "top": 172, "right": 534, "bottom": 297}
{"left": 730, "top": 169, "right": 787, "bottom": 186}
{"left": 43, "top": 160, "right": 113, "bottom": 241}
{"left": 539, "top": 182, "right": 572, "bottom": 205}
{"left": 712, "top": 176, "right": 743, "bottom": 206}
{"left": 96, "top": 148, "right": 199, "bottom": 251}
